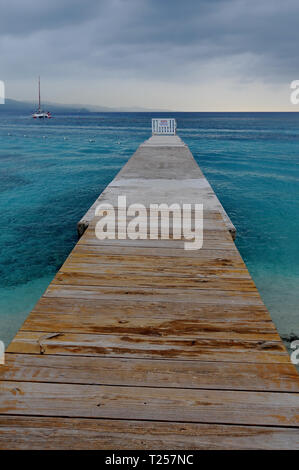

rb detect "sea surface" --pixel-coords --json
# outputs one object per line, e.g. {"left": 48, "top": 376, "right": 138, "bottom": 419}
{"left": 0, "top": 112, "right": 298, "bottom": 351}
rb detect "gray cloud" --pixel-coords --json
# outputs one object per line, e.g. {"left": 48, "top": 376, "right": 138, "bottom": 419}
{"left": 0, "top": 0, "right": 102, "bottom": 35}
{"left": 1, "top": 0, "right": 298, "bottom": 106}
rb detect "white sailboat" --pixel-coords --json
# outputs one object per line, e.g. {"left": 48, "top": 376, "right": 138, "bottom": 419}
{"left": 32, "top": 77, "right": 51, "bottom": 119}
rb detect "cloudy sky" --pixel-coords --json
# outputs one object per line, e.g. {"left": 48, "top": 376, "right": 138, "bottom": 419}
{"left": 1, "top": 0, "right": 299, "bottom": 110}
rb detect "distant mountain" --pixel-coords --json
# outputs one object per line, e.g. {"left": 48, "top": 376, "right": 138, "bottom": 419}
{"left": 0, "top": 98, "right": 88, "bottom": 114}
{"left": 0, "top": 98, "right": 168, "bottom": 114}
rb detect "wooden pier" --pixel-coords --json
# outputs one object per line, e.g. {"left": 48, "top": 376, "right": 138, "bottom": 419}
{"left": 0, "top": 134, "right": 298, "bottom": 449}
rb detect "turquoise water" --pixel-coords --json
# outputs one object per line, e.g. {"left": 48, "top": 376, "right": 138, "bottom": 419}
{"left": 0, "top": 112, "right": 298, "bottom": 348}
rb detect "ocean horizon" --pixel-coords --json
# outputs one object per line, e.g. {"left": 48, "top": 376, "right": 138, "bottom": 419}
{"left": 0, "top": 111, "right": 298, "bottom": 353}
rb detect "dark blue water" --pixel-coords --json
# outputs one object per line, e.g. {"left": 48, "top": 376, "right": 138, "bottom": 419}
{"left": 0, "top": 112, "right": 298, "bottom": 346}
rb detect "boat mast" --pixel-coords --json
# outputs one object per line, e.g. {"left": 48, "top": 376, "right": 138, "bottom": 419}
{"left": 38, "top": 76, "right": 41, "bottom": 112}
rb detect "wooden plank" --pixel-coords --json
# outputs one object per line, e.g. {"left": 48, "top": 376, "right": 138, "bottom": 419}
{"left": 2, "top": 354, "right": 299, "bottom": 392}
{"left": 88, "top": 207, "right": 226, "bottom": 218}
{"left": 77, "top": 235, "right": 234, "bottom": 250}
{"left": 7, "top": 331, "right": 289, "bottom": 363}
{"left": 22, "top": 296, "right": 278, "bottom": 341}
{"left": 30, "top": 297, "right": 272, "bottom": 323}
{"left": 89, "top": 215, "right": 229, "bottom": 231}
{"left": 0, "top": 416, "right": 298, "bottom": 450}
{"left": 86, "top": 227, "right": 233, "bottom": 241}
{"left": 43, "top": 284, "right": 264, "bottom": 305}
{"left": 53, "top": 271, "right": 257, "bottom": 292}
{"left": 62, "top": 261, "right": 251, "bottom": 278}
{"left": 23, "top": 297, "right": 275, "bottom": 340}
{"left": 74, "top": 244, "right": 243, "bottom": 261}
{"left": 68, "top": 248, "right": 247, "bottom": 268}
{"left": 1, "top": 381, "right": 298, "bottom": 427}
{"left": 21, "top": 312, "right": 279, "bottom": 341}
{"left": 83, "top": 220, "right": 232, "bottom": 237}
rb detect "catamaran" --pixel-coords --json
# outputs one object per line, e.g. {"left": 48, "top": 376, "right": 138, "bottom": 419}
{"left": 32, "top": 77, "right": 51, "bottom": 119}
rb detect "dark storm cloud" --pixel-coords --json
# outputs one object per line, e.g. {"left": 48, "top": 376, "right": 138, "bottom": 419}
{"left": 1, "top": 0, "right": 299, "bottom": 82}
{"left": 0, "top": 0, "right": 103, "bottom": 35}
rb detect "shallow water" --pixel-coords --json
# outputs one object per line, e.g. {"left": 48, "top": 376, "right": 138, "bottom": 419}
{"left": 0, "top": 112, "right": 298, "bottom": 349}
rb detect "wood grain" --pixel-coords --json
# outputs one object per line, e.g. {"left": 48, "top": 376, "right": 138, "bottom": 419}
{"left": 1, "top": 381, "right": 298, "bottom": 427}
{"left": 22, "top": 313, "right": 279, "bottom": 340}
{"left": 44, "top": 284, "right": 264, "bottom": 305}
{"left": 7, "top": 331, "right": 288, "bottom": 363}
{"left": 2, "top": 354, "right": 299, "bottom": 392}
{"left": 0, "top": 135, "right": 298, "bottom": 449}
{"left": 0, "top": 416, "right": 298, "bottom": 450}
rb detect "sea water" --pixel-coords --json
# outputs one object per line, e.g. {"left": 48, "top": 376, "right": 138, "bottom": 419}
{"left": 0, "top": 112, "right": 298, "bottom": 351}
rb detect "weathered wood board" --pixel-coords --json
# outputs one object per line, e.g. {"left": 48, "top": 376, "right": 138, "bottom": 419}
{"left": 0, "top": 134, "right": 298, "bottom": 449}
